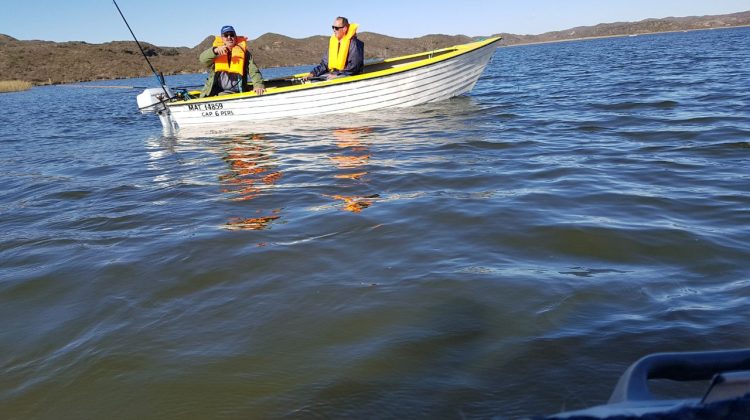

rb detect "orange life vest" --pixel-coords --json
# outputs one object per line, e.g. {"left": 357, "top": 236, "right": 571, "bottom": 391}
{"left": 212, "top": 36, "right": 248, "bottom": 75}
{"left": 328, "top": 23, "right": 359, "bottom": 72}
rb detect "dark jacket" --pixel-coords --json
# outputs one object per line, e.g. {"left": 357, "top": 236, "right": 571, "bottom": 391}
{"left": 310, "top": 37, "right": 365, "bottom": 77}
{"left": 198, "top": 44, "right": 264, "bottom": 97}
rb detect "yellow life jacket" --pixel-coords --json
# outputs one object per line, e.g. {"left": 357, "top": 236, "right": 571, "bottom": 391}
{"left": 212, "top": 36, "right": 248, "bottom": 75}
{"left": 328, "top": 23, "right": 359, "bottom": 72}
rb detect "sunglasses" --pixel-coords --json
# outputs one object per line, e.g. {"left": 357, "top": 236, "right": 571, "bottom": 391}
{"left": 332, "top": 26, "right": 345, "bottom": 31}
{"left": 222, "top": 32, "right": 237, "bottom": 37}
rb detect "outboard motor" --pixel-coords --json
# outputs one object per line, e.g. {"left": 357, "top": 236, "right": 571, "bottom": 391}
{"left": 136, "top": 87, "right": 172, "bottom": 114}
{"left": 136, "top": 87, "right": 178, "bottom": 133}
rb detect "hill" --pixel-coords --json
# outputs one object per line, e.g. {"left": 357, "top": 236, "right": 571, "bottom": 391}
{"left": 494, "top": 10, "right": 750, "bottom": 44}
{"left": 0, "top": 32, "right": 471, "bottom": 85}
{"left": 0, "top": 10, "right": 747, "bottom": 85}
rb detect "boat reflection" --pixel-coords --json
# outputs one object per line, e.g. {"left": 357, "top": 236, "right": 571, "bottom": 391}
{"left": 327, "top": 127, "right": 379, "bottom": 213}
{"left": 148, "top": 99, "right": 486, "bottom": 230}
{"left": 225, "top": 212, "right": 281, "bottom": 231}
{"left": 220, "top": 134, "right": 283, "bottom": 230}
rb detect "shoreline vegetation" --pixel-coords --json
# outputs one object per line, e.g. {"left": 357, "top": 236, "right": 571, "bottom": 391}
{"left": 0, "top": 11, "right": 748, "bottom": 87}
{"left": 0, "top": 80, "right": 32, "bottom": 93}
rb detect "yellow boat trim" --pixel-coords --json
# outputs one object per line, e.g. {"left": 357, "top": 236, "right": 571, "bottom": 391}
{"left": 174, "top": 37, "right": 500, "bottom": 106}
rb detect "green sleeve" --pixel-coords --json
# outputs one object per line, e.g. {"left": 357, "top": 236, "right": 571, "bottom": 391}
{"left": 246, "top": 55, "right": 264, "bottom": 88}
{"left": 199, "top": 47, "right": 217, "bottom": 67}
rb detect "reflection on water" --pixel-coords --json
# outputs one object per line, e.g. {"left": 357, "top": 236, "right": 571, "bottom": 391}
{"left": 225, "top": 212, "right": 281, "bottom": 231}
{"left": 220, "top": 134, "right": 283, "bottom": 230}
{"left": 216, "top": 126, "right": 382, "bottom": 227}
{"left": 328, "top": 193, "right": 379, "bottom": 213}
{"left": 328, "top": 127, "right": 380, "bottom": 213}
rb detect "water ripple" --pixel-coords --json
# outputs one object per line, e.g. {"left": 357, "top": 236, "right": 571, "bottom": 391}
{"left": 1, "top": 27, "right": 750, "bottom": 418}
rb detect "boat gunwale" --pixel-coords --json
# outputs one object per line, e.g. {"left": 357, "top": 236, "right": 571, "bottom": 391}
{"left": 169, "top": 37, "right": 501, "bottom": 107}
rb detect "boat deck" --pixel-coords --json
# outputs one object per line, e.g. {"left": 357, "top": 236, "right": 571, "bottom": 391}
{"left": 259, "top": 47, "right": 459, "bottom": 90}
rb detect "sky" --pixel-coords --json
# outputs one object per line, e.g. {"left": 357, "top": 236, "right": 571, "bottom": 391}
{"left": 2, "top": 0, "right": 749, "bottom": 47}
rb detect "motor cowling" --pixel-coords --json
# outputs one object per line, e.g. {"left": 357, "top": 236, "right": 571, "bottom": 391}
{"left": 136, "top": 87, "right": 173, "bottom": 114}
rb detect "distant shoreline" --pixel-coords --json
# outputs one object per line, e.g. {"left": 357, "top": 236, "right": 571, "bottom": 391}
{"left": 2, "top": 11, "right": 748, "bottom": 86}
{"left": 502, "top": 24, "right": 750, "bottom": 47}
{"left": 11, "top": 24, "right": 750, "bottom": 88}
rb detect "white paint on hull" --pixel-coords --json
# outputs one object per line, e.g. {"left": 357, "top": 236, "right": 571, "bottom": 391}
{"left": 162, "top": 38, "right": 499, "bottom": 129}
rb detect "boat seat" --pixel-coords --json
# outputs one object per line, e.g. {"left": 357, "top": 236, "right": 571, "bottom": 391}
{"left": 702, "top": 370, "right": 750, "bottom": 404}
{"left": 547, "top": 348, "right": 750, "bottom": 418}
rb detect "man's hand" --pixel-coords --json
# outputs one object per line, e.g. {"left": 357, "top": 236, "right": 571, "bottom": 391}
{"left": 214, "top": 46, "right": 229, "bottom": 55}
{"left": 254, "top": 86, "right": 265, "bottom": 95}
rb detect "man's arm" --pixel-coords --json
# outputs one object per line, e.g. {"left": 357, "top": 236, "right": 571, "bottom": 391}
{"left": 245, "top": 54, "right": 264, "bottom": 88}
{"left": 199, "top": 47, "right": 217, "bottom": 68}
{"left": 309, "top": 52, "right": 329, "bottom": 77}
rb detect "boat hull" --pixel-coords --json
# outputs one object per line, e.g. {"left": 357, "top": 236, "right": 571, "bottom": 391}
{"left": 161, "top": 37, "right": 499, "bottom": 129}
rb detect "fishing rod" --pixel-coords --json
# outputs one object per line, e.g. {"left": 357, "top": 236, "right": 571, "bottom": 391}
{"left": 112, "top": 0, "right": 171, "bottom": 100}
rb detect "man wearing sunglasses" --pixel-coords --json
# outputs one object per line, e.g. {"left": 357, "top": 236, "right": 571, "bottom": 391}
{"left": 199, "top": 25, "right": 265, "bottom": 97}
{"left": 304, "top": 17, "right": 364, "bottom": 81}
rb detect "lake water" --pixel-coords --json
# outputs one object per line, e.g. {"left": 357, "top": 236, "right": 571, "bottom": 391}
{"left": 1, "top": 28, "right": 749, "bottom": 418}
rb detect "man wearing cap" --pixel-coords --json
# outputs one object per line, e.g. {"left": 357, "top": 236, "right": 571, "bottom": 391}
{"left": 304, "top": 17, "right": 364, "bottom": 81}
{"left": 199, "top": 25, "right": 265, "bottom": 97}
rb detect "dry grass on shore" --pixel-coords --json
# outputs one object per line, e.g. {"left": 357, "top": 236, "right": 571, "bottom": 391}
{"left": 0, "top": 80, "right": 32, "bottom": 93}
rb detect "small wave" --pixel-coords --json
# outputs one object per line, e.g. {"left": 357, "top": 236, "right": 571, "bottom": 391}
{"left": 590, "top": 100, "right": 679, "bottom": 111}
{"left": 620, "top": 129, "right": 702, "bottom": 142}
{"left": 44, "top": 190, "right": 93, "bottom": 200}
{"left": 675, "top": 140, "right": 750, "bottom": 156}
{"left": 439, "top": 140, "right": 515, "bottom": 151}
{"left": 558, "top": 267, "right": 628, "bottom": 277}
{"left": 577, "top": 124, "right": 609, "bottom": 133}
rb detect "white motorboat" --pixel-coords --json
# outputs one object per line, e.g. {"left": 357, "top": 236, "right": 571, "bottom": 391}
{"left": 137, "top": 37, "right": 501, "bottom": 133}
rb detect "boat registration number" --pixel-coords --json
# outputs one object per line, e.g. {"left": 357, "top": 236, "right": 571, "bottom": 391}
{"left": 188, "top": 103, "right": 224, "bottom": 111}
{"left": 187, "top": 102, "right": 235, "bottom": 117}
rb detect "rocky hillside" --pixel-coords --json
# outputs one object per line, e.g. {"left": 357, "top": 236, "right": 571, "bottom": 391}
{"left": 0, "top": 33, "right": 471, "bottom": 85}
{"left": 1, "top": 10, "right": 747, "bottom": 85}
{"left": 495, "top": 10, "right": 750, "bottom": 44}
